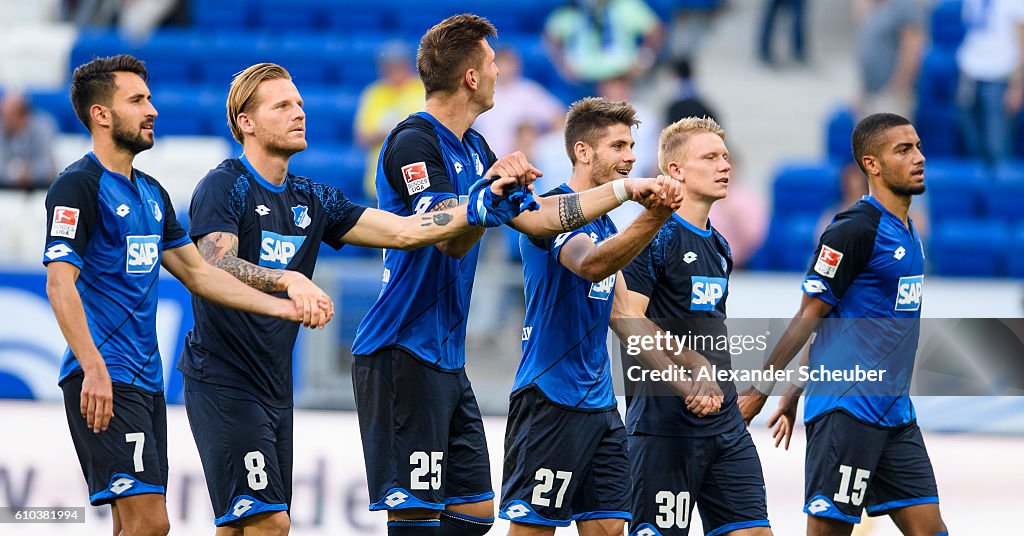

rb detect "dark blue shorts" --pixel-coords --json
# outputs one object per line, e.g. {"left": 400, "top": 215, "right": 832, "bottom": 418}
{"left": 628, "top": 414, "right": 770, "bottom": 536}
{"left": 61, "top": 373, "right": 168, "bottom": 506}
{"left": 183, "top": 376, "right": 293, "bottom": 526}
{"left": 499, "top": 387, "right": 630, "bottom": 528}
{"left": 804, "top": 410, "right": 939, "bottom": 524}
{"left": 352, "top": 347, "right": 493, "bottom": 511}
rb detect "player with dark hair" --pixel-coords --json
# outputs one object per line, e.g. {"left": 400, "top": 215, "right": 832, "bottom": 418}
{"left": 498, "top": 97, "right": 681, "bottom": 534}
{"left": 351, "top": 14, "right": 668, "bottom": 536}
{"left": 619, "top": 117, "right": 773, "bottom": 536}
{"left": 739, "top": 113, "right": 947, "bottom": 536}
{"left": 180, "top": 61, "right": 537, "bottom": 535}
{"left": 45, "top": 54, "right": 308, "bottom": 536}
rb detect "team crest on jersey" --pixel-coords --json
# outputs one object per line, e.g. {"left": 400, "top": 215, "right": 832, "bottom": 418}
{"left": 259, "top": 230, "right": 306, "bottom": 269}
{"left": 292, "top": 205, "right": 311, "bottom": 229}
{"left": 126, "top": 235, "right": 160, "bottom": 274}
{"left": 148, "top": 199, "right": 162, "bottom": 222}
{"left": 895, "top": 275, "right": 923, "bottom": 311}
{"left": 402, "top": 162, "right": 430, "bottom": 195}
{"left": 691, "top": 276, "right": 726, "bottom": 311}
{"left": 814, "top": 245, "right": 843, "bottom": 278}
{"left": 51, "top": 206, "right": 80, "bottom": 239}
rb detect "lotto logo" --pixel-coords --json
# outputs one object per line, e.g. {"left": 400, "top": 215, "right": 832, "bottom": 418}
{"left": 589, "top": 273, "right": 616, "bottom": 300}
{"left": 126, "top": 235, "right": 160, "bottom": 274}
{"left": 51, "top": 206, "right": 80, "bottom": 239}
{"left": 895, "top": 275, "right": 924, "bottom": 311}
{"left": 384, "top": 491, "right": 408, "bottom": 508}
{"left": 690, "top": 276, "right": 726, "bottom": 311}
{"left": 232, "top": 498, "right": 254, "bottom": 517}
{"left": 803, "top": 279, "right": 827, "bottom": 294}
{"left": 806, "top": 498, "right": 831, "bottom": 514}
{"left": 45, "top": 243, "right": 73, "bottom": 260}
{"left": 636, "top": 528, "right": 658, "bottom": 536}
{"left": 110, "top": 477, "right": 135, "bottom": 495}
{"left": 504, "top": 504, "right": 530, "bottom": 519}
{"left": 259, "top": 231, "right": 306, "bottom": 269}
{"left": 402, "top": 162, "right": 430, "bottom": 195}
{"left": 814, "top": 245, "right": 844, "bottom": 278}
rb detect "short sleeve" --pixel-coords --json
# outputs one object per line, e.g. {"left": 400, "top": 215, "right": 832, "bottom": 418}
{"left": 802, "top": 218, "right": 876, "bottom": 305}
{"left": 382, "top": 129, "right": 456, "bottom": 213}
{"left": 311, "top": 182, "right": 368, "bottom": 249}
{"left": 189, "top": 169, "right": 245, "bottom": 241}
{"left": 42, "top": 172, "right": 98, "bottom": 268}
{"left": 155, "top": 180, "right": 190, "bottom": 250}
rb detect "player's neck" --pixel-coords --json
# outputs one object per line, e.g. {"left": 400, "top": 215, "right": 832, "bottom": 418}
{"left": 675, "top": 199, "right": 713, "bottom": 232}
{"left": 91, "top": 137, "right": 136, "bottom": 180}
{"left": 423, "top": 96, "right": 481, "bottom": 141}
{"left": 242, "top": 145, "right": 289, "bottom": 186}
{"left": 567, "top": 168, "right": 598, "bottom": 192}
{"left": 870, "top": 188, "right": 912, "bottom": 227}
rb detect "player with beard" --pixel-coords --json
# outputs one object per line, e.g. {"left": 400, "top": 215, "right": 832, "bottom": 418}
{"left": 739, "top": 113, "right": 947, "bottom": 536}
{"left": 43, "top": 54, "right": 310, "bottom": 536}
{"left": 179, "top": 61, "right": 539, "bottom": 535}
{"left": 352, "top": 14, "right": 669, "bottom": 536}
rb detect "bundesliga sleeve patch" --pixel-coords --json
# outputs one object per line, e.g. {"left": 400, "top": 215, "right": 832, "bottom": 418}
{"left": 51, "top": 206, "right": 80, "bottom": 239}
{"left": 814, "top": 245, "right": 843, "bottom": 278}
{"left": 401, "top": 162, "right": 430, "bottom": 195}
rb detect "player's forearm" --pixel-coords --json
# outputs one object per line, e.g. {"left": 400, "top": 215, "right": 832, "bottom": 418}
{"left": 398, "top": 207, "right": 477, "bottom": 251}
{"left": 429, "top": 198, "right": 484, "bottom": 258}
{"left": 45, "top": 275, "right": 105, "bottom": 373}
{"left": 578, "top": 211, "right": 668, "bottom": 282}
{"left": 514, "top": 182, "right": 624, "bottom": 238}
{"left": 762, "top": 310, "right": 822, "bottom": 372}
{"left": 186, "top": 263, "right": 289, "bottom": 319}
{"left": 215, "top": 255, "right": 289, "bottom": 293}
{"left": 610, "top": 317, "right": 705, "bottom": 399}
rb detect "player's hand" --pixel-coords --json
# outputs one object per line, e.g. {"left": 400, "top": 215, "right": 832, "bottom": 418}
{"left": 282, "top": 272, "right": 334, "bottom": 329}
{"left": 486, "top": 151, "right": 543, "bottom": 188}
{"left": 643, "top": 176, "right": 681, "bottom": 215}
{"left": 625, "top": 178, "right": 665, "bottom": 204}
{"left": 767, "top": 384, "right": 802, "bottom": 450}
{"left": 489, "top": 176, "right": 534, "bottom": 196}
{"left": 81, "top": 363, "right": 114, "bottom": 433}
{"left": 684, "top": 377, "right": 723, "bottom": 417}
{"left": 738, "top": 386, "right": 769, "bottom": 426}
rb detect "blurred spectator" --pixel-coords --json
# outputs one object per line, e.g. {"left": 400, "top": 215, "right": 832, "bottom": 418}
{"left": 472, "top": 47, "right": 564, "bottom": 157}
{"left": 665, "top": 59, "right": 720, "bottom": 126}
{"left": 956, "top": 0, "right": 1024, "bottom": 166}
{"left": 757, "top": 0, "right": 807, "bottom": 66}
{"left": 707, "top": 155, "right": 767, "bottom": 268}
{"left": 0, "top": 93, "right": 57, "bottom": 191}
{"left": 854, "top": 0, "right": 924, "bottom": 118}
{"left": 543, "top": 0, "right": 664, "bottom": 84}
{"left": 64, "top": 0, "right": 181, "bottom": 42}
{"left": 666, "top": 2, "right": 728, "bottom": 63}
{"left": 354, "top": 40, "right": 424, "bottom": 199}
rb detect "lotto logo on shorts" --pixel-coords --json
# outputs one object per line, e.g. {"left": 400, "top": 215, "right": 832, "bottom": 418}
{"left": 110, "top": 477, "right": 135, "bottom": 495}
{"left": 895, "top": 275, "right": 924, "bottom": 311}
{"left": 125, "top": 235, "right": 160, "bottom": 274}
{"left": 814, "top": 245, "right": 843, "bottom": 278}
{"left": 690, "top": 276, "right": 726, "bottom": 311}
{"left": 51, "top": 206, "right": 80, "bottom": 239}
{"left": 402, "top": 162, "right": 430, "bottom": 195}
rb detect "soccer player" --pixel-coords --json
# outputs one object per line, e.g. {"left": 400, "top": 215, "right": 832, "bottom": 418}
{"left": 43, "top": 55, "right": 310, "bottom": 536}
{"left": 351, "top": 14, "right": 668, "bottom": 536}
{"left": 738, "top": 113, "right": 947, "bottom": 536}
{"left": 619, "top": 117, "right": 773, "bottom": 536}
{"left": 180, "top": 62, "right": 535, "bottom": 535}
{"left": 498, "top": 97, "right": 683, "bottom": 534}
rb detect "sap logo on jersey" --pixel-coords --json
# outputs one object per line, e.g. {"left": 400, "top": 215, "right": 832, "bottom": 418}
{"left": 589, "top": 273, "right": 616, "bottom": 300}
{"left": 691, "top": 276, "right": 727, "bottom": 311}
{"left": 895, "top": 275, "right": 924, "bottom": 311}
{"left": 125, "top": 235, "right": 160, "bottom": 273}
{"left": 259, "top": 231, "right": 306, "bottom": 269}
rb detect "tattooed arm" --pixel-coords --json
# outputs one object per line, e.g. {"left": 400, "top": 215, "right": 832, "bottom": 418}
{"left": 509, "top": 177, "right": 666, "bottom": 238}
{"left": 338, "top": 198, "right": 482, "bottom": 257}
{"left": 194, "top": 232, "right": 334, "bottom": 328}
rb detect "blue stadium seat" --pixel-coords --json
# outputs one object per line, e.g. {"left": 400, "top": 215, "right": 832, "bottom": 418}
{"left": 825, "top": 105, "right": 855, "bottom": 164}
{"left": 289, "top": 143, "right": 365, "bottom": 197}
{"left": 299, "top": 90, "right": 359, "bottom": 145}
{"left": 915, "top": 103, "right": 961, "bottom": 157}
{"left": 770, "top": 161, "right": 839, "bottom": 219}
{"left": 929, "top": 219, "right": 1007, "bottom": 277}
{"left": 916, "top": 48, "right": 959, "bottom": 110}
{"left": 27, "top": 90, "right": 83, "bottom": 134}
{"left": 774, "top": 215, "right": 818, "bottom": 272}
{"left": 253, "top": 0, "right": 327, "bottom": 31}
{"left": 191, "top": 0, "right": 252, "bottom": 29}
{"left": 922, "top": 159, "right": 986, "bottom": 224}
{"left": 982, "top": 163, "right": 1024, "bottom": 223}
{"left": 930, "top": 0, "right": 965, "bottom": 52}
{"left": 324, "top": 34, "right": 391, "bottom": 90}
{"left": 1009, "top": 224, "right": 1024, "bottom": 278}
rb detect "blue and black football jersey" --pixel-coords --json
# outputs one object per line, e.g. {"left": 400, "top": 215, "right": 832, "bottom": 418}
{"left": 621, "top": 214, "right": 741, "bottom": 436}
{"left": 801, "top": 195, "right": 925, "bottom": 427}
{"left": 177, "top": 155, "right": 366, "bottom": 404}
{"left": 514, "top": 184, "right": 619, "bottom": 409}
{"left": 43, "top": 153, "right": 190, "bottom": 393}
{"left": 352, "top": 112, "right": 496, "bottom": 370}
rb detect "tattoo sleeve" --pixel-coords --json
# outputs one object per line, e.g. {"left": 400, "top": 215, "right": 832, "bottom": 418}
{"left": 427, "top": 198, "right": 459, "bottom": 212}
{"left": 196, "top": 232, "right": 284, "bottom": 293}
{"left": 557, "top": 193, "right": 586, "bottom": 231}
{"left": 418, "top": 197, "right": 458, "bottom": 227}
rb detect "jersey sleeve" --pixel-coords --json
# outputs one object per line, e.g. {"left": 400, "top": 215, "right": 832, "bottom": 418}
{"left": 382, "top": 129, "right": 455, "bottom": 214}
{"left": 154, "top": 180, "right": 190, "bottom": 250}
{"left": 188, "top": 169, "right": 243, "bottom": 240}
{"left": 622, "top": 225, "right": 672, "bottom": 298}
{"left": 42, "top": 172, "right": 98, "bottom": 268}
{"left": 312, "top": 183, "right": 368, "bottom": 249}
{"left": 802, "top": 217, "right": 876, "bottom": 305}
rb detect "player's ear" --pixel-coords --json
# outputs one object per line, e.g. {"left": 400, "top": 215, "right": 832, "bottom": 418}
{"left": 573, "top": 141, "right": 590, "bottom": 165}
{"left": 667, "top": 161, "right": 684, "bottom": 183}
{"left": 237, "top": 112, "right": 256, "bottom": 136}
{"left": 89, "top": 103, "right": 110, "bottom": 130}
{"left": 464, "top": 68, "right": 478, "bottom": 91}
{"left": 861, "top": 155, "right": 880, "bottom": 177}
